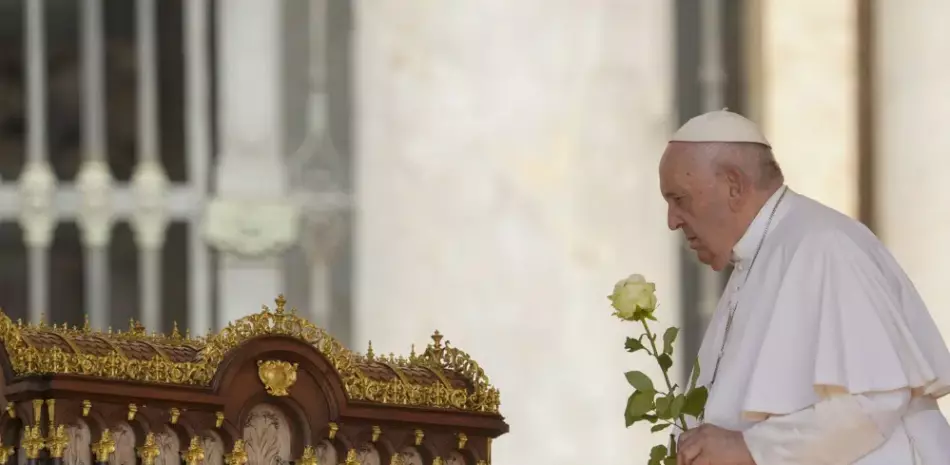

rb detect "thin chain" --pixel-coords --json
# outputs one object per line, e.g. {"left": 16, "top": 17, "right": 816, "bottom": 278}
{"left": 706, "top": 186, "right": 789, "bottom": 394}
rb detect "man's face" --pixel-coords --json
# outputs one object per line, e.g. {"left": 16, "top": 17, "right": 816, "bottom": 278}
{"left": 658, "top": 143, "right": 736, "bottom": 271}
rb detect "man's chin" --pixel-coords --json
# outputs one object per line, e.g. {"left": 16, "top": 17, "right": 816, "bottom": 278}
{"left": 694, "top": 251, "right": 723, "bottom": 271}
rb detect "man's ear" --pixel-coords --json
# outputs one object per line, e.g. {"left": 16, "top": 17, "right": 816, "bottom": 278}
{"left": 721, "top": 165, "right": 748, "bottom": 211}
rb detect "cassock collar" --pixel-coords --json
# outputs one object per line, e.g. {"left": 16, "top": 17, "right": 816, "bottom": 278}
{"left": 731, "top": 185, "right": 788, "bottom": 270}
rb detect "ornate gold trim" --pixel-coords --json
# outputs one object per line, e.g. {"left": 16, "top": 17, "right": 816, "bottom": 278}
{"left": 0, "top": 296, "right": 502, "bottom": 413}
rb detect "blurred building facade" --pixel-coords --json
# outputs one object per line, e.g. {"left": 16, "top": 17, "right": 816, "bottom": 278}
{"left": 0, "top": 1, "right": 946, "bottom": 464}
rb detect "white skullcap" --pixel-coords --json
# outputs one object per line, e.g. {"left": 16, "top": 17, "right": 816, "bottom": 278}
{"left": 670, "top": 109, "right": 770, "bottom": 147}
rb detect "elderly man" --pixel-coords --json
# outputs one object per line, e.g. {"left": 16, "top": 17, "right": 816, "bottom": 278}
{"left": 663, "top": 110, "right": 950, "bottom": 465}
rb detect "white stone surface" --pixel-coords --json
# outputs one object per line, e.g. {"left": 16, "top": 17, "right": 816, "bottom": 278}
{"left": 760, "top": 0, "right": 858, "bottom": 216}
{"left": 353, "top": 1, "right": 678, "bottom": 463}
{"left": 875, "top": 0, "right": 950, "bottom": 414}
{"left": 213, "top": 0, "right": 288, "bottom": 324}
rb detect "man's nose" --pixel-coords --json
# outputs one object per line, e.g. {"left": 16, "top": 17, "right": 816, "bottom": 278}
{"left": 667, "top": 208, "right": 683, "bottom": 231}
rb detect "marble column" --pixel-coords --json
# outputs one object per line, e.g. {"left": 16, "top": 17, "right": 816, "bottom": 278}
{"left": 208, "top": 0, "right": 296, "bottom": 325}
{"left": 354, "top": 1, "right": 677, "bottom": 463}
{"left": 756, "top": 0, "right": 859, "bottom": 215}
{"left": 874, "top": 0, "right": 950, "bottom": 413}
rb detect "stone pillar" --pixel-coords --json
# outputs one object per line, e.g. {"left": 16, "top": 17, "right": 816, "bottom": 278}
{"left": 874, "top": 0, "right": 950, "bottom": 412}
{"left": 354, "top": 1, "right": 677, "bottom": 463}
{"left": 206, "top": 0, "right": 298, "bottom": 324}
{"left": 756, "top": 0, "right": 858, "bottom": 215}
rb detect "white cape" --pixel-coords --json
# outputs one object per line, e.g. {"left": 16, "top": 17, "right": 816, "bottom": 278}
{"left": 695, "top": 190, "right": 950, "bottom": 462}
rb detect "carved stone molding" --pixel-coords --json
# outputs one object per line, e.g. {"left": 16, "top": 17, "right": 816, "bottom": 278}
{"left": 204, "top": 198, "right": 301, "bottom": 258}
{"left": 131, "top": 160, "right": 170, "bottom": 249}
{"left": 16, "top": 161, "right": 57, "bottom": 248}
{"left": 76, "top": 159, "right": 115, "bottom": 248}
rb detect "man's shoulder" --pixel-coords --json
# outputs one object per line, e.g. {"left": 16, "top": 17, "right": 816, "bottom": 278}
{"left": 776, "top": 193, "right": 883, "bottom": 259}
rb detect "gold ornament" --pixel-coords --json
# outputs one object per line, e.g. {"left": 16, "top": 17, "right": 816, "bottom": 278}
{"left": 0, "top": 441, "right": 12, "bottom": 465}
{"left": 225, "top": 439, "right": 248, "bottom": 465}
{"left": 170, "top": 407, "right": 181, "bottom": 424}
{"left": 182, "top": 437, "right": 205, "bottom": 465}
{"left": 257, "top": 360, "right": 299, "bottom": 396}
{"left": 298, "top": 445, "right": 319, "bottom": 465}
{"left": 92, "top": 429, "right": 116, "bottom": 462}
{"left": 21, "top": 425, "right": 45, "bottom": 459}
{"left": 137, "top": 433, "right": 161, "bottom": 465}
{"left": 47, "top": 425, "right": 68, "bottom": 458}
{"left": 344, "top": 449, "right": 360, "bottom": 465}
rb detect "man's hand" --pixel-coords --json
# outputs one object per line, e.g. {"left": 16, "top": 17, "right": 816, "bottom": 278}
{"left": 677, "top": 424, "right": 755, "bottom": 465}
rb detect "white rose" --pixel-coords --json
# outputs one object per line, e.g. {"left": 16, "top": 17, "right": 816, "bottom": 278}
{"left": 609, "top": 274, "right": 657, "bottom": 321}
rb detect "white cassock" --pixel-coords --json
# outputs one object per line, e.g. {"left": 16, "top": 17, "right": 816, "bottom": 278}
{"left": 694, "top": 186, "right": 950, "bottom": 464}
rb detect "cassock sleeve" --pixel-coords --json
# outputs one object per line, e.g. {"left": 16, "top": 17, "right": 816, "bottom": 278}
{"left": 742, "top": 389, "right": 910, "bottom": 465}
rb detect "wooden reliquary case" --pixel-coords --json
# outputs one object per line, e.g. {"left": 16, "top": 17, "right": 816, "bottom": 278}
{"left": 0, "top": 296, "right": 508, "bottom": 465}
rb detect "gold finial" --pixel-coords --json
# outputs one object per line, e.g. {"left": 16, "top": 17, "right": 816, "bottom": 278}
{"left": 82, "top": 400, "right": 92, "bottom": 417}
{"left": 456, "top": 432, "right": 468, "bottom": 449}
{"left": 225, "top": 439, "right": 248, "bottom": 465}
{"left": 0, "top": 441, "right": 13, "bottom": 465}
{"left": 182, "top": 437, "right": 205, "bottom": 465}
{"left": 431, "top": 330, "right": 444, "bottom": 349}
{"left": 215, "top": 411, "right": 225, "bottom": 428}
{"left": 5, "top": 402, "right": 13, "bottom": 419}
{"left": 366, "top": 341, "right": 375, "bottom": 360}
{"left": 414, "top": 429, "right": 424, "bottom": 446}
{"left": 328, "top": 422, "right": 339, "bottom": 439}
{"left": 128, "top": 403, "right": 138, "bottom": 421}
{"left": 21, "top": 425, "right": 45, "bottom": 459}
{"left": 298, "top": 446, "right": 318, "bottom": 465}
{"left": 129, "top": 319, "right": 146, "bottom": 336}
{"left": 38, "top": 313, "right": 46, "bottom": 328}
{"left": 47, "top": 425, "right": 68, "bottom": 458}
{"left": 83, "top": 314, "right": 90, "bottom": 331}
{"left": 170, "top": 407, "right": 181, "bottom": 424}
{"left": 92, "top": 429, "right": 116, "bottom": 462}
{"left": 274, "top": 294, "right": 287, "bottom": 313}
{"left": 32, "top": 399, "right": 42, "bottom": 425}
{"left": 171, "top": 321, "right": 182, "bottom": 340}
{"left": 344, "top": 449, "right": 360, "bottom": 465}
{"left": 137, "top": 433, "right": 161, "bottom": 465}
{"left": 185, "top": 328, "right": 191, "bottom": 340}
{"left": 409, "top": 344, "right": 417, "bottom": 361}
{"left": 433, "top": 458, "right": 445, "bottom": 465}
{"left": 371, "top": 425, "right": 381, "bottom": 442}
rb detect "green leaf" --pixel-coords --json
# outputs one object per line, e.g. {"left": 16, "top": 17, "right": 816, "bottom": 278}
{"left": 657, "top": 354, "right": 673, "bottom": 372}
{"left": 650, "top": 445, "right": 668, "bottom": 460}
{"left": 663, "top": 327, "right": 678, "bottom": 355}
{"left": 625, "top": 390, "right": 655, "bottom": 426}
{"left": 663, "top": 457, "right": 677, "bottom": 465}
{"left": 682, "top": 386, "right": 709, "bottom": 417}
{"left": 625, "top": 371, "right": 655, "bottom": 393}
{"left": 642, "top": 414, "right": 658, "bottom": 424}
{"left": 655, "top": 395, "right": 672, "bottom": 419}
{"left": 624, "top": 393, "right": 638, "bottom": 427}
{"left": 650, "top": 423, "right": 671, "bottom": 433}
{"left": 624, "top": 337, "right": 645, "bottom": 353}
{"left": 670, "top": 394, "right": 686, "bottom": 418}
{"left": 689, "top": 358, "right": 701, "bottom": 391}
